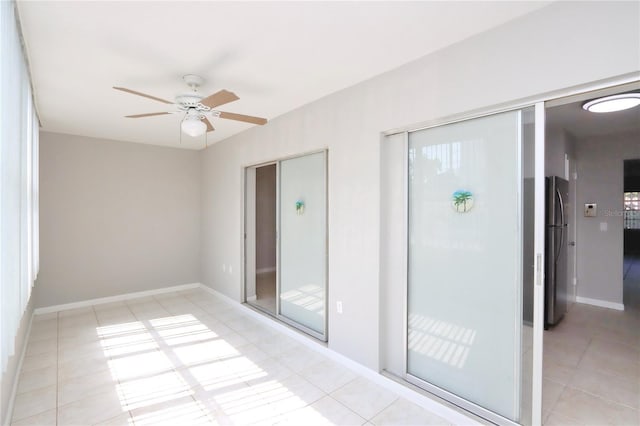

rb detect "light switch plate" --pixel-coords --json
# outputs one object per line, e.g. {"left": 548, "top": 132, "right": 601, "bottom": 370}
{"left": 584, "top": 203, "right": 597, "bottom": 217}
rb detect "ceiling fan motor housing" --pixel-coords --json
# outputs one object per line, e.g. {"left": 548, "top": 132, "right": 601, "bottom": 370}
{"left": 175, "top": 94, "right": 204, "bottom": 109}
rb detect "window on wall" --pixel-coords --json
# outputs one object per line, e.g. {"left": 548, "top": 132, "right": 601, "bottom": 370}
{"left": 1, "top": 0, "right": 40, "bottom": 373}
{"left": 624, "top": 192, "right": 640, "bottom": 229}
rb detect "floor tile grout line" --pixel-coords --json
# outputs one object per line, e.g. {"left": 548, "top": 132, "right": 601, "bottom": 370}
{"left": 121, "top": 300, "right": 150, "bottom": 425}
{"left": 23, "top": 289, "right": 453, "bottom": 426}
{"left": 563, "top": 382, "right": 640, "bottom": 411}
{"left": 323, "top": 393, "right": 369, "bottom": 424}
{"left": 545, "top": 406, "right": 586, "bottom": 425}
{"left": 541, "top": 373, "right": 567, "bottom": 388}
{"left": 326, "top": 375, "right": 358, "bottom": 396}
{"left": 570, "top": 334, "right": 593, "bottom": 377}
{"left": 127, "top": 299, "right": 213, "bottom": 423}
{"left": 543, "top": 285, "right": 640, "bottom": 426}
{"left": 366, "top": 395, "right": 400, "bottom": 423}
{"left": 185, "top": 290, "right": 328, "bottom": 421}
{"left": 542, "top": 381, "right": 565, "bottom": 424}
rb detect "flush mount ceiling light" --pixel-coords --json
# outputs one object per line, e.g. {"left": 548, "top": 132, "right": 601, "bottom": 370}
{"left": 582, "top": 93, "right": 640, "bottom": 113}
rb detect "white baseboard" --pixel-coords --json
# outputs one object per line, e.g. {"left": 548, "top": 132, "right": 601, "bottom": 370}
{"left": 199, "top": 284, "right": 240, "bottom": 306}
{"left": 256, "top": 267, "right": 276, "bottom": 274}
{"left": 576, "top": 296, "right": 624, "bottom": 311}
{"left": 33, "top": 283, "right": 201, "bottom": 315}
{"left": 246, "top": 295, "right": 257, "bottom": 302}
{"left": 197, "top": 284, "right": 477, "bottom": 425}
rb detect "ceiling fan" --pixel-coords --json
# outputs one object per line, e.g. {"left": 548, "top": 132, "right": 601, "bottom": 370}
{"left": 114, "top": 74, "right": 267, "bottom": 137}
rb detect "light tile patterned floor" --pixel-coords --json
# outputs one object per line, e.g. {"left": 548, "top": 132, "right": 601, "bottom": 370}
{"left": 542, "top": 254, "right": 640, "bottom": 425}
{"left": 252, "top": 271, "right": 276, "bottom": 314}
{"left": 12, "top": 288, "right": 455, "bottom": 426}
{"left": 20, "top": 257, "right": 638, "bottom": 426}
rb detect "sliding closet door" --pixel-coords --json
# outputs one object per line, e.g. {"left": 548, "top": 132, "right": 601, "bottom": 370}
{"left": 407, "top": 108, "right": 538, "bottom": 424}
{"left": 279, "top": 151, "right": 326, "bottom": 338}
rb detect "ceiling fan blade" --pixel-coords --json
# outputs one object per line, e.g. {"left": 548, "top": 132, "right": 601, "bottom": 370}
{"left": 203, "top": 117, "right": 215, "bottom": 132}
{"left": 200, "top": 89, "right": 239, "bottom": 109}
{"left": 113, "top": 87, "right": 173, "bottom": 105}
{"left": 219, "top": 111, "right": 267, "bottom": 125}
{"left": 125, "top": 112, "right": 172, "bottom": 118}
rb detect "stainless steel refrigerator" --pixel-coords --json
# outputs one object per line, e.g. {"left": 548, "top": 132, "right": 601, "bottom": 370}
{"left": 545, "top": 176, "right": 568, "bottom": 328}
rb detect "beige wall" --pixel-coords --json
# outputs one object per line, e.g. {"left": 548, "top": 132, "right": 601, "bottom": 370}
{"left": 200, "top": 2, "right": 640, "bottom": 370}
{"left": 34, "top": 132, "right": 201, "bottom": 308}
{"left": 575, "top": 129, "right": 640, "bottom": 306}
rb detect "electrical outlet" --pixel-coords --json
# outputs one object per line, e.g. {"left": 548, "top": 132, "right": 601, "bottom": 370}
{"left": 336, "top": 301, "right": 343, "bottom": 314}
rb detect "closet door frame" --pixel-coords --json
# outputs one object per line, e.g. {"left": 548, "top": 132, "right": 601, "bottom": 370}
{"left": 242, "top": 149, "right": 328, "bottom": 342}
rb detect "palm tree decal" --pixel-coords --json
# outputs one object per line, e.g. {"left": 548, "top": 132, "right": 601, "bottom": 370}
{"left": 453, "top": 190, "right": 473, "bottom": 213}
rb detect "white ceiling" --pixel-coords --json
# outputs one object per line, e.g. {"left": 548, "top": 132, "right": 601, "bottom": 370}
{"left": 17, "top": 1, "right": 551, "bottom": 150}
{"left": 547, "top": 85, "right": 640, "bottom": 141}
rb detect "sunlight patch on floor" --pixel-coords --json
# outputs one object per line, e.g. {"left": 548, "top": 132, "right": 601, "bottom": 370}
{"left": 97, "top": 311, "right": 304, "bottom": 425}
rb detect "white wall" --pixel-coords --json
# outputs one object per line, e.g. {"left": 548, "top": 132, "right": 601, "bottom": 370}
{"left": 545, "top": 127, "right": 575, "bottom": 179}
{"left": 574, "top": 129, "right": 640, "bottom": 306}
{"left": 546, "top": 123, "right": 578, "bottom": 303}
{"left": 200, "top": 1, "right": 640, "bottom": 370}
{"left": 34, "top": 132, "right": 201, "bottom": 308}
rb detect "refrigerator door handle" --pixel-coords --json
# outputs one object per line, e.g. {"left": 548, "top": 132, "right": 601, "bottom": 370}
{"left": 555, "top": 188, "right": 565, "bottom": 264}
{"left": 557, "top": 187, "right": 565, "bottom": 227}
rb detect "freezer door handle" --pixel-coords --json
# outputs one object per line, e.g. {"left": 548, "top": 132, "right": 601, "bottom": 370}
{"left": 557, "top": 188, "right": 565, "bottom": 227}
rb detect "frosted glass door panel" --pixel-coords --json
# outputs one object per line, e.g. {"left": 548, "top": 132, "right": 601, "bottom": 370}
{"left": 408, "top": 111, "right": 523, "bottom": 420}
{"left": 279, "top": 152, "right": 326, "bottom": 335}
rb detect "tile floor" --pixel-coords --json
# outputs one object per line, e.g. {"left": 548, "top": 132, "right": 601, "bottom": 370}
{"left": 12, "top": 287, "right": 455, "bottom": 426}
{"left": 16, "top": 257, "right": 640, "bottom": 426}
{"left": 542, "top": 254, "right": 640, "bottom": 425}
{"left": 252, "top": 272, "right": 276, "bottom": 314}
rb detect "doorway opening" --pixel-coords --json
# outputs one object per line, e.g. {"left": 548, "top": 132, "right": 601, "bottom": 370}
{"left": 623, "top": 160, "right": 640, "bottom": 308}
{"left": 247, "top": 163, "right": 277, "bottom": 314}
{"left": 542, "top": 82, "right": 640, "bottom": 424}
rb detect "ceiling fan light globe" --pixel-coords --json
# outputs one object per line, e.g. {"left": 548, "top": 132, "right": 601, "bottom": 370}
{"left": 181, "top": 118, "right": 207, "bottom": 137}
